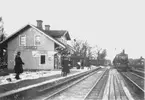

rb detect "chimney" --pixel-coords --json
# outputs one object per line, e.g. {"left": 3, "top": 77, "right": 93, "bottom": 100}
{"left": 45, "top": 25, "right": 50, "bottom": 31}
{"left": 36, "top": 20, "right": 43, "bottom": 29}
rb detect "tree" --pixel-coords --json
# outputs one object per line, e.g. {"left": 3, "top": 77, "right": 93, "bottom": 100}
{"left": 98, "top": 49, "right": 107, "bottom": 65}
{"left": 55, "top": 46, "right": 70, "bottom": 57}
{"left": 0, "top": 17, "right": 7, "bottom": 67}
{"left": 0, "top": 33, "right": 6, "bottom": 42}
{"left": 99, "top": 49, "right": 107, "bottom": 60}
{"left": 71, "top": 39, "right": 93, "bottom": 67}
{"left": 92, "top": 45, "right": 107, "bottom": 66}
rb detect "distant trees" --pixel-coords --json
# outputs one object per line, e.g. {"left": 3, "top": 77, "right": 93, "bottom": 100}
{"left": 55, "top": 46, "right": 71, "bottom": 57}
{"left": 92, "top": 46, "right": 107, "bottom": 66}
{"left": 97, "top": 49, "right": 107, "bottom": 65}
{"left": 70, "top": 39, "right": 93, "bottom": 67}
{"left": 0, "top": 17, "right": 6, "bottom": 42}
{"left": 0, "top": 17, "right": 7, "bottom": 68}
{"left": 0, "top": 33, "right": 6, "bottom": 62}
{"left": 70, "top": 39, "right": 108, "bottom": 67}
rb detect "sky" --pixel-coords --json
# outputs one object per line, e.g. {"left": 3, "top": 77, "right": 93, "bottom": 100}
{"left": 0, "top": 0, "right": 145, "bottom": 60}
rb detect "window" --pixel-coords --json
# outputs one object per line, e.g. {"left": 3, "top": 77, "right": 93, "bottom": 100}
{"left": 35, "top": 35, "right": 41, "bottom": 46}
{"left": 40, "top": 55, "right": 45, "bottom": 64}
{"left": 19, "top": 35, "right": 26, "bottom": 46}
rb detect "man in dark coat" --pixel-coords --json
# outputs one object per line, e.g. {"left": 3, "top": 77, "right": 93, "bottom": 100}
{"left": 14, "top": 51, "right": 24, "bottom": 79}
{"left": 61, "top": 56, "right": 70, "bottom": 76}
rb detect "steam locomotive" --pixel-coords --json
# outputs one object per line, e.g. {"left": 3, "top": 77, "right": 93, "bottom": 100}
{"left": 113, "top": 50, "right": 129, "bottom": 72}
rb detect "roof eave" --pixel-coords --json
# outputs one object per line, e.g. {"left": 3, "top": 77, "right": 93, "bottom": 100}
{"left": 0, "top": 23, "right": 66, "bottom": 49}
{"left": 63, "top": 31, "right": 71, "bottom": 40}
{"left": 0, "top": 24, "right": 30, "bottom": 45}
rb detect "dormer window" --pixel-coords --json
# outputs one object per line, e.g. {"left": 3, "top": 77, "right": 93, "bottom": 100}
{"left": 19, "top": 35, "right": 26, "bottom": 46}
{"left": 34, "top": 35, "right": 41, "bottom": 46}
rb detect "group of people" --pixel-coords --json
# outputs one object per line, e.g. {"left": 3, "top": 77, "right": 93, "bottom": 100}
{"left": 14, "top": 51, "right": 92, "bottom": 80}
{"left": 77, "top": 60, "right": 91, "bottom": 70}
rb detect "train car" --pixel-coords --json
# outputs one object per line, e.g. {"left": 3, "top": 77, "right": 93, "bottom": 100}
{"left": 113, "top": 50, "right": 129, "bottom": 72}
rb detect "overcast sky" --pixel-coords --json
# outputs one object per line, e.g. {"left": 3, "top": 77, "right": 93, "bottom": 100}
{"left": 0, "top": 0, "right": 145, "bottom": 60}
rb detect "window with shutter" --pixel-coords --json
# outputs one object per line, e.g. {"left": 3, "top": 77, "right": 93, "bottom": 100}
{"left": 35, "top": 35, "right": 41, "bottom": 46}
{"left": 19, "top": 35, "right": 26, "bottom": 46}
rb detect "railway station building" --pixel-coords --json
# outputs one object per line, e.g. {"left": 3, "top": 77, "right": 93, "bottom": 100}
{"left": 0, "top": 20, "right": 73, "bottom": 70}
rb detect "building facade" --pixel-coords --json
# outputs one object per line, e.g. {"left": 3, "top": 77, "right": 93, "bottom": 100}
{"left": 0, "top": 20, "right": 72, "bottom": 70}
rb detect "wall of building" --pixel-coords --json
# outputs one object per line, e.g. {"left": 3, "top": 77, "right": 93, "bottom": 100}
{"left": 7, "top": 27, "right": 55, "bottom": 70}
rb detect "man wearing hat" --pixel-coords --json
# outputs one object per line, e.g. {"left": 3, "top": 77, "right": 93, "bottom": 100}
{"left": 14, "top": 51, "right": 25, "bottom": 79}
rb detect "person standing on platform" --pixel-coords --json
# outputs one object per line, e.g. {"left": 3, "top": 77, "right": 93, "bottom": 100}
{"left": 81, "top": 60, "right": 84, "bottom": 69}
{"left": 61, "top": 56, "right": 70, "bottom": 76}
{"left": 88, "top": 60, "right": 91, "bottom": 70}
{"left": 14, "top": 51, "right": 25, "bottom": 80}
{"left": 68, "top": 59, "right": 72, "bottom": 70}
{"left": 77, "top": 61, "right": 81, "bottom": 69}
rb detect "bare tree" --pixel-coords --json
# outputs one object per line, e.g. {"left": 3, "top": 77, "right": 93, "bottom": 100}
{"left": 0, "top": 17, "right": 7, "bottom": 68}
{"left": 71, "top": 39, "right": 93, "bottom": 67}
{"left": 91, "top": 45, "right": 102, "bottom": 59}
{"left": 91, "top": 45, "right": 107, "bottom": 66}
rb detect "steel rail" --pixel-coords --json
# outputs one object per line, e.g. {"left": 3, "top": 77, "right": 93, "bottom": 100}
{"left": 39, "top": 68, "right": 105, "bottom": 100}
{"left": 115, "top": 72, "right": 129, "bottom": 100}
{"left": 0, "top": 68, "right": 100, "bottom": 99}
{"left": 131, "top": 69, "right": 145, "bottom": 74}
{"left": 38, "top": 68, "right": 100, "bottom": 92}
{"left": 82, "top": 68, "right": 108, "bottom": 100}
{"left": 121, "top": 72, "right": 145, "bottom": 93}
{"left": 130, "top": 72, "right": 145, "bottom": 80}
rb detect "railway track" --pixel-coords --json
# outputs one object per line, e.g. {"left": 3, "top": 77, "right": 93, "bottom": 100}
{"left": 83, "top": 68, "right": 109, "bottom": 100}
{"left": 32, "top": 68, "right": 109, "bottom": 100}
{"left": 130, "top": 72, "right": 145, "bottom": 80}
{"left": 121, "top": 71, "right": 145, "bottom": 100}
{"left": 130, "top": 68, "right": 145, "bottom": 77}
{"left": 0, "top": 67, "right": 100, "bottom": 100}
{"left": 33, "top": 68, "right": 143, "bottom": 100}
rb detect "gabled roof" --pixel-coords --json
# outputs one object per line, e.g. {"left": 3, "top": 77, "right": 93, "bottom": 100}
{"left": 33, "top": 25, "right": 71, "bottom": 40}
{"left": 0, "top": 24, "right": 66, "bottom": 48}
{"left": 43, "top": 30, "right": 71, "bottom": 40}
{"left": 0, "top": 24, "right": 30, "bottom": 45}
